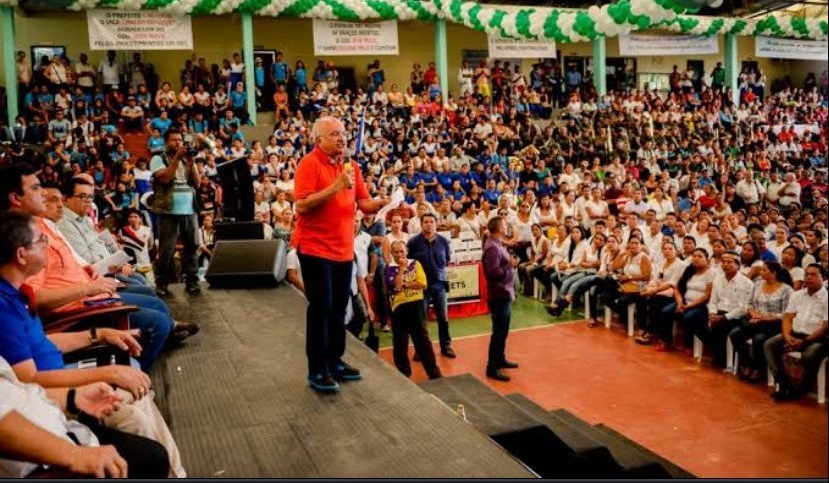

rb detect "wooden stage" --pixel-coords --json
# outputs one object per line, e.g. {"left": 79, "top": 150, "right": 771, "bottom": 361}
{"left": 150, "top": 284, "right": 534, "bottom": 478}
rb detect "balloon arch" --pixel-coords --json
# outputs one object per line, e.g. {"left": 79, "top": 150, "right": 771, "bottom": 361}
{"left": 0, "top": 0, "right": 826, "bottom": 40}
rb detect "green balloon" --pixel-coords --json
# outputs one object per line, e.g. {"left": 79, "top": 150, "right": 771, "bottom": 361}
{"left": 637, "top": 15, "right": 650, "bottom": 29}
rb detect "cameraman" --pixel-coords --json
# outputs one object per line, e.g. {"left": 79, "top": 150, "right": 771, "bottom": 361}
{"left": 150, "top": 128, "right": 201, "bottom": 296}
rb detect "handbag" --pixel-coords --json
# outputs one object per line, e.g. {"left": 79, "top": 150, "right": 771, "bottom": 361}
{"left": 620, "top": 281, "right": 641, "bottom": 294}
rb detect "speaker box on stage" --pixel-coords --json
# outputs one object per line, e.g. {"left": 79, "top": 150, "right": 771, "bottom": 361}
{"left": 214, "top": 221, "right": 264, "bottom": 241}
{"left": 205, "top": 239, "right": 287, "bottom": 288}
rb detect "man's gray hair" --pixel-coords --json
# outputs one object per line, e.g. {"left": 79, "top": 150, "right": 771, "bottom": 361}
{"left": 311, "top": 117, "right": 335, "bottom": 143}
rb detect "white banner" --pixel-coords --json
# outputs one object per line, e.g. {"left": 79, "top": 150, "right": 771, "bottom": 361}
{"left": 87, "top": 10, "right": 192, "bottom": 50}
{"left": 755, "top": 36, "right": 829, "bottom": 61}
{"left": 313, "top": 20, "right": 399, "bottom": 56}
{"left": 618, "top": 34, "right": 719, "bottom": 56}
{"left": 487, "top": 35, "right": 556, "bottom": 59}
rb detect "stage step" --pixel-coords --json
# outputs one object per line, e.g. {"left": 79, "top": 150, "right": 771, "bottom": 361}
{"left": 594, "top": 424, "right": 695, "bottom": 479}
{"left": 550, "top": 409, "right": 679, "bottom": 477}
{"left": 505, "top": 393, "right": 619, "bottom": 464}
{"left": 420, "top": 374, "right": 676, "bottom": 478}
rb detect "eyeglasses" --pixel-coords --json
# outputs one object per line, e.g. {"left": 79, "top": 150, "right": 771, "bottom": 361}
{"left": 27, "top": 233, "right": 49, "bottom": 248}
{"left": 72, "top": 193, "right": 95, "bottom": 201}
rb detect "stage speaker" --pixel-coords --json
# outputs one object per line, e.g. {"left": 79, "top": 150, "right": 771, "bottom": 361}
{"left": 214, "top": 221, "right": 264, "bottom": 241}
{"left": 205, "top": 239, "right": 287, "bottom": 288}
{"left": 216, "top": 156, "right": 254, "bottom": 221}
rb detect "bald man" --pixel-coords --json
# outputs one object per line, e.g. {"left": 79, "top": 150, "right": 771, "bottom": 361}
{"left": 292, "top": 117, "right": 388, "bottom": 393}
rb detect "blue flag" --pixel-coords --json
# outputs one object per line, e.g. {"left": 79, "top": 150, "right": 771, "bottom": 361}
{"left": 353, "top": 107, "right": 367, "bottom": 159}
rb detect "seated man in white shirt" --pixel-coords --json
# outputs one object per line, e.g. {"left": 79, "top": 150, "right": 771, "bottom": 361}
{"left": 764, "top": 264, "right": 828, "bottom": 401}
{"left": 706, "top": 252, "right": 753, "bottom": 367}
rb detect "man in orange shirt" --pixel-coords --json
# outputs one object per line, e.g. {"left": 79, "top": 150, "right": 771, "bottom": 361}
{"left": 292, "top": 116, "right": 387, "bottom": 393}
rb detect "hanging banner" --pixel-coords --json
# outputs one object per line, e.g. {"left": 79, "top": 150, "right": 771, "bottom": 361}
{"left": 487, "top": 35, "right": 556, "bottom": 59}
{"left": 618, "top": 34, "right": 719, "bottom": 56}
{"left": 313, "top": 20, "right": 399, "bottom": 56}
{"left": 87, "top": 10, "right": 192, "bottom": 50}
{"left": 755, "top": 36, "right": 829, "bottom": 61}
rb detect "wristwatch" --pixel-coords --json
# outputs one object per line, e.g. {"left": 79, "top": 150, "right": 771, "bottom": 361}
{"left": 89, "top": 327, "right": 99, "bottom": 344}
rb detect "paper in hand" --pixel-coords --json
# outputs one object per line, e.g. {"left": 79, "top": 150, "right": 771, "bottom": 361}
{"left": 376, "top": 187, "right": 405, "bottom": 220}
{"left": 93, "top": 250, "right": 132, "bottom": 275}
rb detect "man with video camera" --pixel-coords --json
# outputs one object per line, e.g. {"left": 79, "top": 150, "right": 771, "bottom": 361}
{"left": 150, "top": 128, "right": 201, "bottom": 296}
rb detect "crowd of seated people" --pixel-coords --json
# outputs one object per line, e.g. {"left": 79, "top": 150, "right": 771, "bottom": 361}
{"left": 0, "top": 42, "right": 828, "bottom": 474}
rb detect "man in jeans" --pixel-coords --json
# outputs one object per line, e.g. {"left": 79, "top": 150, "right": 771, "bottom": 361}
{"left": 293, "top": 117, "right": 387, "bottom": 393}
{"left": 407, "top": 213, "right": 456, "bottom": 358}
{"left": 150, "top": 129, "right": 200, "bottom": 296}
{"left": 482, "top": 216, "right": 519, "bottom": 382}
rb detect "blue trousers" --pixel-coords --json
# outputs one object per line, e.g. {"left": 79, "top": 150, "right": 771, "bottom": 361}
{"left": 119, "top": 292, "right": 175, "bottom": 371}
{"left": 423, "top": 286, "right": 451, "bottom": 350}
{"left": 298, "top": 252, "right": 352, "bottom": 377}
{"left": 487, "top": 298, "right": 512, "bottom": 370}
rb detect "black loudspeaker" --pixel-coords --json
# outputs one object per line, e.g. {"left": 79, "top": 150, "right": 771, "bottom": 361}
{"left": 205, "top": 239, "right": 287, "bottom": 288}
{"left": 214, "top": 221, "right": 264, "bottom": 241}
{"left": 216, "top": 156, "right": 254, "bottom": 221}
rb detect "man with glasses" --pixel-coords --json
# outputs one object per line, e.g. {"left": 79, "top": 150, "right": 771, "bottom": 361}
{"left": 0, "top": 165, "right": 176, "bottom": 370}
{"left": 56, "top": 177, "right": 150, "bottom": 291}
{"left": 293, "top": 116, "right": 388, "bottom": 393}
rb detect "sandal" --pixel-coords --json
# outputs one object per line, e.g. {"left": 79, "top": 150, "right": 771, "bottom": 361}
{"left": 587, "top": 318, "right": 599, "bottom": 328}
{"left": 635, "top": 333, "right": 652, "bottom": 345}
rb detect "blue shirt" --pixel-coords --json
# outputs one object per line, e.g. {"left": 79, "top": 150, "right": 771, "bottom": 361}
{"left": 272, "top": 62, "right": 289, "bottom": 83}
{"left": 0, "top": 279, "right": 65, "bottom": 370}
{"left": 254, "top": 66, "right": 266, "bottom": 87}
{"left": 407, "top": 233, "right": 451, "bottom": 291}
{"left": 150, "top": 117, "right": 172, "bottom": 134}
{"left": 230, "top": 90, "right": 246, "bottom": 109}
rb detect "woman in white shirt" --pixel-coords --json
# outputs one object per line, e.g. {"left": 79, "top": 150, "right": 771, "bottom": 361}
{"left": 547, "top": 231, "right": 604, "bottom": 316}
{"left": 636, "top": 241, "right": 688, "bottom": 347}
{"left": 546, "top": 226, "right": 589, "bottom": 303}
{"left": 532, "top": 194, "right": 557, "bottom": 228}
{"left": 518, "top": 224, "right": 550, "bottom": 297}
{"left": 646, "top": 187, "right": 674, "bottom": 221}
{"left": 740, "top": 241, "right": 764, "bottom": 280}
{"left": 659, "top": 248, "right": 714, "bottom": 353}
{"left": 382, "top": 215, "right": 410, "bottom": 265}
{"left": 780, "top": 246, "right": 805, "bottom": 290}
{"left": 598, "top": 236, "right": 653, "bottom": 325}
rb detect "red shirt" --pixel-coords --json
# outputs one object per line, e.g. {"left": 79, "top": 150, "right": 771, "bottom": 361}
{"left": 291, "top": 147, "right": 369, "bottom": 262}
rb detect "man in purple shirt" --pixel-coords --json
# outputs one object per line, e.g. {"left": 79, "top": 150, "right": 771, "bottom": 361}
{"left": 481, "top": 216, "right": 519, "bottom": 382}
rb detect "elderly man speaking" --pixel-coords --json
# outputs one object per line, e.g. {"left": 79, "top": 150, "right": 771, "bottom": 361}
{"left": 292, "top": 116, "right": 388, "bottom": 393}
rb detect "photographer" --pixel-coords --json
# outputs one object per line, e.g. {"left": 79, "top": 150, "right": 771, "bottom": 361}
{"left": 150, "top": 128, "right": 201, "bottom": 296}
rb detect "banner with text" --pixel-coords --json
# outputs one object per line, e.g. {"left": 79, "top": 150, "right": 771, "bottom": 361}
{"left": 618, "top": 34, "right": 718, "bottom": 56}
{"left": 447, "top": 264, "right": 480, "bottom": 301}
{"left": 487, "top": 35, "right": 556, "bottom": 59}
{"left": 87, "top": 10, "right": 192, "bottom": 50}
{"left": 755, "top": 36, "right": 829, "bottom": 61}
{"left": 313, "top": 20, "right": 399, "bottom": 56}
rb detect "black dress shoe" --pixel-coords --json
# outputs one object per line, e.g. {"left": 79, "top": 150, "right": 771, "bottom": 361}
{"left": 185, "top": 283, "right": 201, "bottom": 294}
{"left": 771, "top": 388, "right": 799, "bottom": 402}
{"left": 174, "top": 320, "right": 200, "bottom": 336}
{"left": 441, "top": 347, "right": 457, "bottom": 358}
{"left": 486, "top": 369, "right": 511, "bottom": 382}
{"left": 501, "top": 360, "right": 519, "bottom": 369}
{"left": 155, "top": 286, "right": 170, "bottom": 297}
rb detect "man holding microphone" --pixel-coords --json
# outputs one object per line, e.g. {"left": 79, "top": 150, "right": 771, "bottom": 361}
{"left": 151, "top": 128, "right": 202, "bottom": 297}
{"left": 293, "top": 117, "right": 388, "bottom": 393}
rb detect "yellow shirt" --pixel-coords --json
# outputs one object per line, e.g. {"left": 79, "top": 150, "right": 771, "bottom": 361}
{"left": 384, "top": 259, "right": 427, "bottom": 312}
